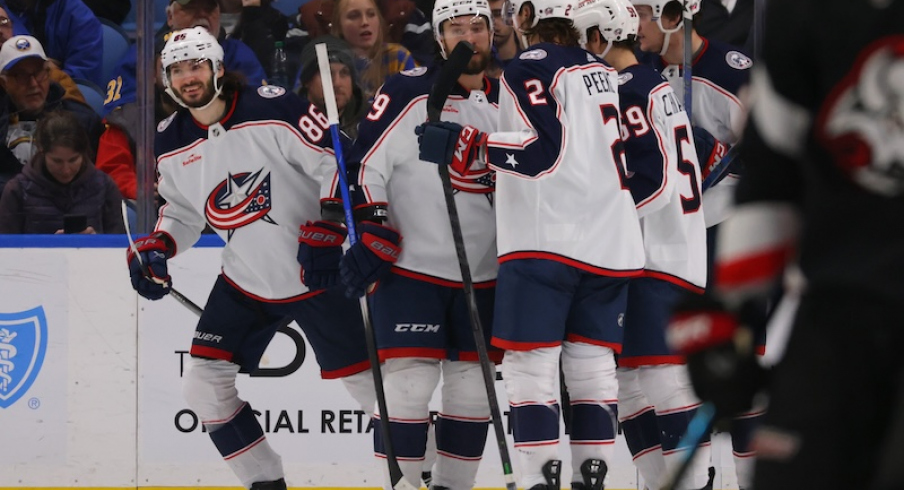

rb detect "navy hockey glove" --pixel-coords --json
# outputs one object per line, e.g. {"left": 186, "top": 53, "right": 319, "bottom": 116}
{"left": 339, "top": 222, "right": 402, "bottom": 298}
{"left": 297, "top": 220, "right": 348, "bottom": 290}
{"left": 415, "top": 121, "right": 487, "bottom": 174}
{"left": 693, "top": 126, "right": 730, "bottom": 181}
{"left": 126, "top": 232, "right": 174, "bottom": 301}
{"left": 667, "top": 294, "right": 769, "bottom": 418}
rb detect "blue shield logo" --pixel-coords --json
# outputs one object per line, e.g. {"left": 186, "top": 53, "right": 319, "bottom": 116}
{"left": 0, "top": 306, "right": 48, "bottom": 409}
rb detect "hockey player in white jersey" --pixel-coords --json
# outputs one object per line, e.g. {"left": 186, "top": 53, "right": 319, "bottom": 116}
{"left": 574, "top": 1, "right": 711, "bottom": 488}
{"left": 336, "top": 1, "right": 500, "bottom": 488}
{"left": 126, "top": 27, "right": 378, "bottom": 490}
{"left": 419, "top": 0, "right": 645, "bottom": 488}
{"left": 631, "top": 0, "right": 758, "bottom": 487}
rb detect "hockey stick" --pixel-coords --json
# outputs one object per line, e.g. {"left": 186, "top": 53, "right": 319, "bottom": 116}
{"left": 662, "top": 401, "right": 717, "bottom": 490}
{"left": 122, "top": 201, "right": 204, "bottom": 316}
{"left": 682, "top": 0, "right": 693, "bottom": 123}
{"left": 427, "top": 41, "right": 517, "bottom": 490}
{"left": 701, "top": 143, "right": 741, "bottom": 192}
{"left": 314, "top": 44, "right": 416, "bottom": 490}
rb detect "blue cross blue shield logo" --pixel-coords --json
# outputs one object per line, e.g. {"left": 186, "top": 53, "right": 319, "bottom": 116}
{"left": 0, "top": 306, "right": 48, "bottom": 409}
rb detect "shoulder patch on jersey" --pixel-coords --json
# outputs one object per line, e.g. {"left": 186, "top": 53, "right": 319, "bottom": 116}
{"left": 401, "top": 66, "right": 428, "bottom": 77}
{"left": 519, "top": 49, "right": 548, "bottom": 61}
{"left": 618, "top": 72, "right": 634, "bottom": 85}
{"left": 258, "top": 85, "right": 287, "bottom": 98}
{"left": 725, "top": 51, "right": 753, "bottom": 70}
{"left": 157, "top": 112, "right": 176, "bottom": 132}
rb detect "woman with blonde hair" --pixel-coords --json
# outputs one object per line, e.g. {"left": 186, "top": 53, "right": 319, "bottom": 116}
{"left": 331, "top": 0, "right": 417, "bottom": 98}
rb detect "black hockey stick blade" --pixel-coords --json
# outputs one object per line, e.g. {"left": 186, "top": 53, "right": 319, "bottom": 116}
{"left": 427, "top": 41, "right": 474, "bottom": 123}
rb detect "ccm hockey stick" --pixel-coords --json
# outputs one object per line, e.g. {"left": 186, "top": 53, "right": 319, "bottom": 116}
{"left": 683, "top": 0, "right": 694, "bottom": 124}
{"left": 315, "top": 44, "right": 417, "bottom": 490}
{"left": 122, "top": 201, "right": 204, "bottom": 316}
{"left": 428, "top": 41, "right": 517, "bottom": 490}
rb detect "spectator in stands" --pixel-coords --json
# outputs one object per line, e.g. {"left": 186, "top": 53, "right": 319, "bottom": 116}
{"left": 331, "top": 0, "right": 416, "bottom": 98}
{"left": 486, "top": 0, "right": 520, "bottom": 78}
{"left": 82, "top": 0, "right": 132, "bottom": 25}
{"left": 0, "top": 110, "right": 124, "bottom": 234}
{"left": 1, "top": 0, "right": 105, "bottom": 87}
{"left": 298, "top": 0, "right": 334, "bottom": 39}
{"left": 0, "top": 35, "right": 102, "bottom": 194}
{"left": 0, "top": 4, "right": 85, "bottom": 103}
{"left": 379, "top": 0, "right": 435, "bottom": 66}
{"left": 296, "top": 35, "right": 365, "bottom": 139}
{"left": 219, "top": 0, "right": 290, "bottom": 78}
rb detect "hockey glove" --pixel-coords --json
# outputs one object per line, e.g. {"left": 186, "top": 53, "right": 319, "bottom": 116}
{"left": 339, "top": 222, "right": 402, "bottom": 298}
{"left": 415, "top": 121, "right": 487, "bottom": 175}
{"left": 667, "top": 294, "right": 769, "bottom": 419}
{"left": 297, "top": 220, "right": 348, "bottom": 290}
{"left": 693, "top": 126, "right": 730, "bottom": 182}
{"left": 126, "top": 232, "right": 174, "bottom": 301}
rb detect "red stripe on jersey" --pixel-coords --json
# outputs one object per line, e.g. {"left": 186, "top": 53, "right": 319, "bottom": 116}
{"left": 499, "top": 251, "right": 643, "bottom": 278}
{"left": 221, "top": 273, "right": 324, "bottom": 303}
{"left": 643, "top": 270, "right": 706, "bottom": 294}
{"left": 565, "top": 333, "right": 622, "bottom": 354}
{"left": 491, "top": 336, "right": 560, "bottom": 351}
{"left": 458, "top": 350, "right": 504, "bottom": 363}
{"left": 617, "top": 355, "right": 686, "bottom": 367}
{"left": 391, "top": 267, "right": 496, "bottom": 289}
{"left": 321, "top": 359, "right": 371, "bottom": 379}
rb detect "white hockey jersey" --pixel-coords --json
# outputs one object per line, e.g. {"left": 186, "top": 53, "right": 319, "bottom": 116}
{"left": 652, "top": 38, "right": 752, "bottom": 227}
{"left": 154, "top": 85, "right": 337, "bottom": 301}
{"left": 345, "top": 65, "right": 499, "bottom": 284}
{"left": 618, "top": 65, "right": 707, "bottom": 292}
{"left": 486, "top": 43, "right": 645, "bottom": 276}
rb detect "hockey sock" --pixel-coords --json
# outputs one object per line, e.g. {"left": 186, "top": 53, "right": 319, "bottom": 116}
{"left": 621, "top": 407, "right": 666, "bottom": 490}
{"left": 207, "top": 402, "right": 284, "bottom": 488}
{"left": 731, "top": 409, "right": 764, "bottom": 489}
{"left": 373, "top": 413, "right": 429, "bottom": 487}
{"left": 422, "top": 420, "right": 437, "bottom": 485}
{"left": 433, "top": 414, "right": 490, "bottom": 489}
{"left": 561, "top": 342, "right": 618, "bottom": 484}
{"left": 502, "top": 347, "right": 563, "bottom": 488}
{"left": 568, "top": 402, "right": 618, "bottom": 483}
{"left": 658, "top": 407, "right": 712, "bottom": 490}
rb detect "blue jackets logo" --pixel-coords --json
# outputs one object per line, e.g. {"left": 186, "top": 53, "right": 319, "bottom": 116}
{"left": 0, "top": 306, "right": 48, "bottom": 409}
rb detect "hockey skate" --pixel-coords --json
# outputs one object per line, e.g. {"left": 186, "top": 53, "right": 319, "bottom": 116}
{"left": 571, "top": 458, "right": 607, "bottom": 490}
{"left": 250, "top": 478, "right": 287, "bottom": 490}
{"left": 528, "top": 460, "right": 562, "bottom": 490}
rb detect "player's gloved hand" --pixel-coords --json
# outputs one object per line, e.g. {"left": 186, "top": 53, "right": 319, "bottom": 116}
{"left": 667, "top": 294, "right": 768, "bottom": 418}
{"left": 415, "top": 121, "right": 487, "bottom": 174}
{"left": 693, "top": 126, "right": 730, "bottom": 181}
{"left": 126, "top": 232, "right": 174, "bottom": 300}
{"left": 297, "top": 220, "right": 348, "bottom": 290}
{"left": 339, "top": 222, "right": 402, "bottom": 298}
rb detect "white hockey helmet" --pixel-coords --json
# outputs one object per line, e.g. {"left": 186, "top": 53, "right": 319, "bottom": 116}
{"left": 433, "top": 0, "right": 494, "bottom": 59}
{"left": 573, "top": 0, "right": 638, "bottom": 54}
{"left": 160, "top": 26, "right": 225, "bottom": 109}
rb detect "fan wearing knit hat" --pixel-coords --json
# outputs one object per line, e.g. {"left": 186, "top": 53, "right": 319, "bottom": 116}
{"left": 296, "top": 35, "right": 365, "bottom": 139}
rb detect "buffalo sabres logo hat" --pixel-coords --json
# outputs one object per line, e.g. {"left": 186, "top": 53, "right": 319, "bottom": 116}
{"left": 0, "top": 35, "right": 47, "bottom": 73}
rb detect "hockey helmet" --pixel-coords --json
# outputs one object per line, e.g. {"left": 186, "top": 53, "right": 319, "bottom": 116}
{"left": 160, "top": 26, "right": 225, "bottom": 109}
{"left": 433, "top": 0, "right": 494, "bottom": 59}
{"left": 573, "top": 0, "right": 638, "bottom": 53}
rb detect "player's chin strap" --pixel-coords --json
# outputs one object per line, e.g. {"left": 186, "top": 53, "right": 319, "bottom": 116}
{"left": 656, "top": 15, "right": 684, "bottom": 56}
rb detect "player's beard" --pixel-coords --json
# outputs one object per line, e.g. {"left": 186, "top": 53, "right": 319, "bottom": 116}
{"left": 463, "top": 49, "right": 491, "bottom": 75}
{"left": 179, "top": 78, "right": 218, "bottom": 108}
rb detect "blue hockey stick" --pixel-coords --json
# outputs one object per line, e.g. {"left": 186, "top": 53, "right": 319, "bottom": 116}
{"left": 315, "top": 43, "right": 417, "bottom": 490}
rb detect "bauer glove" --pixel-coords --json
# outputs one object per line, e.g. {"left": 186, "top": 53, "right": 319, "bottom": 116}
{"left": 415, "top": 121, "right": 487, "bottom": 175}
{"left": 667, "top": 294, "right": 769, "bottom": 418}
{"left": 126, "top": 232, "right": 174, "bottom": 300}
{"left": 339, "top": 222, "right": 401, "bottom": 298}
{"left": 297, "top": 220, "right": 348, "bottom": 290}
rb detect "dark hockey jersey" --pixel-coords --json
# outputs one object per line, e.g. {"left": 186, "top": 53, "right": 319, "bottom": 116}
{"left": 737, "top": 0, "right": 904, "bottom": 304}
